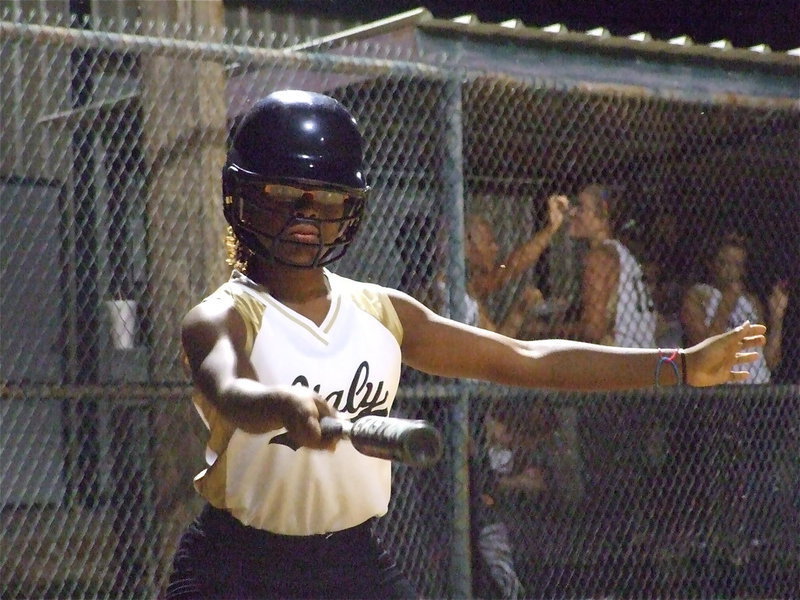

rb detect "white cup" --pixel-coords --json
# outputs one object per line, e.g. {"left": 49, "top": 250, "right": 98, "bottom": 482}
{"left": 105, "top": 299, "right": 138, "bottom": 349}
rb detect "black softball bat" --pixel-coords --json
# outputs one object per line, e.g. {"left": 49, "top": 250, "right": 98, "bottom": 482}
{"left": 320, "top": 415, "right": 443, "bottom": 468}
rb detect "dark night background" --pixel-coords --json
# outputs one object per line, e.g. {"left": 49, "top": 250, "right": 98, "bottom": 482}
{"left": 244, "top": 0, "right": 800, "bottom": 51}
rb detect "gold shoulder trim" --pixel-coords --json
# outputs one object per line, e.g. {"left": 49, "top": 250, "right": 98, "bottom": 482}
{"left": 327, "top": 272, "right": 403, "bottom": 346}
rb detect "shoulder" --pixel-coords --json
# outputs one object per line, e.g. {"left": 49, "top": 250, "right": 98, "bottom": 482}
{"left": 205, "top": 276, "right": 266, "bottom": 322}
{"left": 180, "top": 296, "right": 248, "bottom": 373}
{"left": 182, "top": 292, "right": 244, "bottom": 342}
{"left": 182, "top": 276, "right": 259, "bottom": 356}
{"left": 184, "top": 280, "right": 240, "bottom": 328}
{"left": 327, "top": 271, "right": 404, "bottom": 345}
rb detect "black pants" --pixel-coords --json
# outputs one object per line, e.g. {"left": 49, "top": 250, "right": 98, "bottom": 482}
{"left": 166, "top": 504, "right": 418, "bottom": 599}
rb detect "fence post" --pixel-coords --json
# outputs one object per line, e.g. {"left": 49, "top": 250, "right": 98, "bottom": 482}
{"left": 136, "top": 2, "right": 228, "bottom": 595}
{"left": 442, "top": 75, "right": 473, "bottom": 600}
{"left": 138, "top": 0, "right": 229, "bottom": 383}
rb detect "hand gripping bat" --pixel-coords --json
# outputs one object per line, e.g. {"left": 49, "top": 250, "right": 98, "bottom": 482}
{"left": 320, "top": 415, "right": 443, "bottom": 468}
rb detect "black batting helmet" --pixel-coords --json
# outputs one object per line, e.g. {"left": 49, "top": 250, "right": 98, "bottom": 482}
{"left": 223, "top": 90, "right": 369, "bottom": 268}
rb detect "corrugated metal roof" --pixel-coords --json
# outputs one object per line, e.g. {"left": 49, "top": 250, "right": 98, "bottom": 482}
{"left": 293, "top": 7, "right": 800, "bottom": 67}
{"left": 424, "top": 11, "right": 800, "bottom": 66}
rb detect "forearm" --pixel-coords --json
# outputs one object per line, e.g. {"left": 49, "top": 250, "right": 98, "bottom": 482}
{"left": 498, "top": 227, "right": 556, "bottom": 287}
{"left": 202, "top": 377, "right": 291, "bottom": 434}
{"left": 498, "top": 339, "right": 682, "bottom": 391}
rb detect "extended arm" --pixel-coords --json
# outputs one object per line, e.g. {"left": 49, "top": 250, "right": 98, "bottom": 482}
{"left": 390, "top": 289, "right": 766, "bottom": 390}
{"left": 181, "top": 299, "right": 336, "bottom": 447}
{"left": 482, "top": 195, "right": 569, "bottom": 293}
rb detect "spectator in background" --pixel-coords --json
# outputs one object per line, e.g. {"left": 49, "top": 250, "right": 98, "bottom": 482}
{"left": 634, "top": 205, "right": 687, "bottom": 349}
{"left": 681, "top": 233, "right": 788, "bottom": 383}
{"left": 643, "top": 258, "right": 685, "bottom": 349}
{"left": 471, "top": 400, "right": 558, "bottom": 600}
{"left": 465, "top": 194, "right": 569, "bottom": 336}
{"left": 550, "top": 184, "right": 657, "bottom": 347}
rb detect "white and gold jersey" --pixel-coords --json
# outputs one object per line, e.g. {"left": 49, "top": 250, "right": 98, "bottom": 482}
{"left": 191, "top": 270, "right": 404, "bottom": 535}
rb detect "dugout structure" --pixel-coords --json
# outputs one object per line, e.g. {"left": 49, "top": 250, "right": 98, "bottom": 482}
{"left": 1, "top": 5, "right": 798, "bottom": 599}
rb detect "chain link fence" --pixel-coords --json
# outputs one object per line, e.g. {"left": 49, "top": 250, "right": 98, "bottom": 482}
{"left": 1, "top": 10, "right": 798, "bottom": 600}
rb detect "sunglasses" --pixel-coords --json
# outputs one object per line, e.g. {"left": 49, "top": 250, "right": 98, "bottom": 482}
{"left": 231, "top": 179, "right": 367, "bottom": 237}
{"left": 239, "top": 180, "right": 367, "bottom": 207}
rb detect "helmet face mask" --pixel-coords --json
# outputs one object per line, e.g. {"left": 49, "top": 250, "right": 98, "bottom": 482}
{"left": 224, "top": 167, "right": 367, "bottom": 267}
{"left": 223, "top": 90, "right": 369, "bottom": 268}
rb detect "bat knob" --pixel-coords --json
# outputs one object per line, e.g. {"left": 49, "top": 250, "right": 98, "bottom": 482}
{"left": 402, "top": 425, "right": 443, "bottom": 468}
